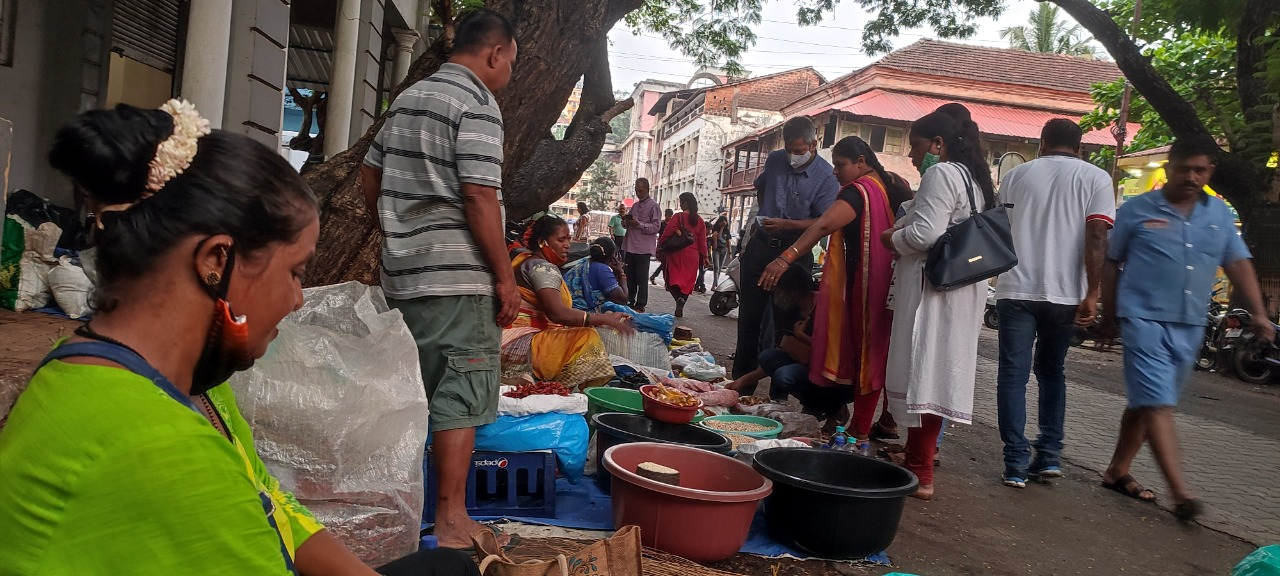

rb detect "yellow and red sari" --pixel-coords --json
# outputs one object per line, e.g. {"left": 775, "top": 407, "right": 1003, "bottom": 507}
{"left": 810, "top": 174, "right": 896, "bottom": 394}
{"left": 501, "top": 252, "right": 615, "bottom": 390}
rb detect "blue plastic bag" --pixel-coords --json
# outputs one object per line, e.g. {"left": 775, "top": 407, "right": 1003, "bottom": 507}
{"left": 603, "top": 301, "right": 675, "bottom": 344}
{"left": 472, "top": 413, "right": 590, "bottom": 483}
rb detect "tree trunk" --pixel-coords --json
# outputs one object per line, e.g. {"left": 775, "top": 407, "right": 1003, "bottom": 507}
{"left": 303, "top": 0, "right": 642, "bottom": 288}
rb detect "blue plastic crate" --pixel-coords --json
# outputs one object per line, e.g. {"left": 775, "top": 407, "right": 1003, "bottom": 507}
{"left": 424, "top": 449, "right": 556, "bottom": 521}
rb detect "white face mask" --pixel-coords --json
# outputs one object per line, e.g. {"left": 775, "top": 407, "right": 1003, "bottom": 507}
{"left": 788, "top": 150, "right": 813, "bottom": 169}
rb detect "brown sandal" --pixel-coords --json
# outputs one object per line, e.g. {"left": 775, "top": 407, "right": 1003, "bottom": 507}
{"left": 1101, "top": 474, "right": 1157, "bottom": 503}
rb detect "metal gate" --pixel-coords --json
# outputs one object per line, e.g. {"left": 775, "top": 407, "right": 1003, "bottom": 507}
{"left": 111, "top": 0, "right": 182, "bottom": 72}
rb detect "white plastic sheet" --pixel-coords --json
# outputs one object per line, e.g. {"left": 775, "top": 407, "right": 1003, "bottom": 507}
{"left": 229, "top": 282, "right": 430, "bottom": 566}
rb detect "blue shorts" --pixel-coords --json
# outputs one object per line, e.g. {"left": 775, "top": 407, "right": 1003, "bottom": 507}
{"left": 1120, "top": 318, "right": 1202, "bottom": 409}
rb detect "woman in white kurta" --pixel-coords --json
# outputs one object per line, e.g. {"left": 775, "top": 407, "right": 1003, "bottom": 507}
{"left": 881, "top": 108, "right": 996, "bottom": 500}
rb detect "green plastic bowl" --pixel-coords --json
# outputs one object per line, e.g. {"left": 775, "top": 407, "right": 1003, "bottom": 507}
{"left": 585, "top": 387, "right": 645, "bottom": 416}
{"left": 585, "top": 387, "right": 706, "bottom": 423}
{"left": 698, "top": 415, "right": 783, "bottom": 439}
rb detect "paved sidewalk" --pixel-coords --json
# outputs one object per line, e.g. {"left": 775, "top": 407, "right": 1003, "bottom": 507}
{"left": 971, "top": 352, "right": 1280, "bottom": 545}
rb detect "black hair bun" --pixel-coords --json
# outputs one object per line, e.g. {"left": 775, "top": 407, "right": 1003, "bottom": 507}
{"left": 49, "top": 104, "right": 175, "bottom": 206}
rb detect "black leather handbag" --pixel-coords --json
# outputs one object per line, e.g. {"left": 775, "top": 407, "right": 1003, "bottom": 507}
{"left": 659, "top": 215, "right": 694, "bottom": 252}
{"left": 924, "top": 163, "right": 1018, "bottom": 291}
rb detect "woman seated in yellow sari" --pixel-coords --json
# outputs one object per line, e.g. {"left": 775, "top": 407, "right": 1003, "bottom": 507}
{"left": 502, "top": 215, "right": 635, "bottom": 389}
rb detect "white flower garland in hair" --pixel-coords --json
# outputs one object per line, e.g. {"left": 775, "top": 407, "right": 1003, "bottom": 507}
{"left": 145, "top": 98, "right": 212, "bottom": 194}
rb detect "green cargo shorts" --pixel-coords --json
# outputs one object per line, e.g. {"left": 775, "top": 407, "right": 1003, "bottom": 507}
{"left": 389, "top": 294, "right": 501, "bottom": 432}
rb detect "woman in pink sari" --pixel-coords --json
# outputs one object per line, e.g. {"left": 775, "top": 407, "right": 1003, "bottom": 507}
{"left": 759, "top": 136, "right": 908, "bottom": 446}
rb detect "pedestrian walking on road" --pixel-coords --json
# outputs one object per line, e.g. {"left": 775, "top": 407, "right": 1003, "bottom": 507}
{"left": 572, "top": 201, "right": 591, "bottom": 242}
{"left": 609, "top": 204, "right": 627, "bottom": 249}
{"left": 994, "top": 119, "right": 1117, "bottom": 488}
{"left": 657, "top": 192, "right": 709, "bottom": 317}
{"left": 759, "top": 136, "right": 906, "bottom": 446}
{"left": 649, "top": 208, "right": 675, "bottom": 285}
{"left": 880, "top": 108, "right": 994, "bottom": 501}
{"left": 1098, "top": 138, "right": 1274, "bottom": 521}
{"left": 732, "top": 116, "right": 840, "bottom": 388}
{"left": 710, "top": 214, "right": 731, "bottom": 288}
{"left": 361, "top": 9, "right": 519, "bottom": 549}
{"left": 622, "top": 178, "right": 661, "bottom": 312}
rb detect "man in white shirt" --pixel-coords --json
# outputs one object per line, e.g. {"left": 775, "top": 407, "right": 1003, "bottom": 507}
{"left": 995, "top": 119, "right": 1116, "bottom": 488}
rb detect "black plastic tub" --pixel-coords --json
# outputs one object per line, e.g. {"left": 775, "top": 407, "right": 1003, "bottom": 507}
{"left": 592, "top": 412, "right": 731, "bottom": 492}
{"left": 752, "top": 447, "right": 918, "bottom": 558}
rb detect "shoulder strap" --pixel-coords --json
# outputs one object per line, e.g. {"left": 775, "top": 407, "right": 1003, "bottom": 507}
{"left": 949, "top": 162, "right": 979, "bottom": 215}
{"left": 39, "top": 342, "right": 202, "bottom": 414}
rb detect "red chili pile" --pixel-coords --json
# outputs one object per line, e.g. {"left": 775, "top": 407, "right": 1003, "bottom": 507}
{"left": 503, "top": 381, "right": 572, "bottom": 398}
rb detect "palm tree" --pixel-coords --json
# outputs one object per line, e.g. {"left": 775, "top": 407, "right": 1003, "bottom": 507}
{"left": 1000, "top": 3, "right": 1098, "bottom": 58}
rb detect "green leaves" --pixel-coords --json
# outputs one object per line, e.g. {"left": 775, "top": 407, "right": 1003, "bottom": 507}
{"left": 580, "top": 158, "right": 621, "bottom": 211}
{"left": 999, "top": 3, "right": 1097, "bottom": 57}
{"left": 625, "top": 0, "right": 763, "bottom": 75}
{"left": 1082, "top": 30, "right": 1242, "bottom": 154}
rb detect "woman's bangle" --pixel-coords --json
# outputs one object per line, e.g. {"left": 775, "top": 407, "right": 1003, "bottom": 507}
{"left": 583, "top": 312, "right": 591, "bottom": 327}
{"left": 786, "top": 246, "right": 801, "bottom": 258}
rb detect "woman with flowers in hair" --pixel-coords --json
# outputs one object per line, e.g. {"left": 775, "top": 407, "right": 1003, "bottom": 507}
{"left": 0, "top": 102, "right": 476, "bottom": 575}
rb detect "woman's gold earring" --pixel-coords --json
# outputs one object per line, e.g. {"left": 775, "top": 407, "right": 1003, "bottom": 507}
{"left": 204, "top": 271, "right": 221, "bottom": 287}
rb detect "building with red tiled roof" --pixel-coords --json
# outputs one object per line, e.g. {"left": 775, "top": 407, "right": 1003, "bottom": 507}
{"left": 649, "top": 67, "right": 827, "bottom": 214}
{"left": 719, "top": 39, "right": 1136, "bottom": 232}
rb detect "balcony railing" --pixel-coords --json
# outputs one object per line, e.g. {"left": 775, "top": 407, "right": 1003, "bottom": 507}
{"left": 721, "top": 165, "right": 764, "bottom": 189}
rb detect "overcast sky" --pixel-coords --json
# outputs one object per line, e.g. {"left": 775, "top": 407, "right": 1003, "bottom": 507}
{"left": 606, "top": 0, "right": 1087, "bottom": 93}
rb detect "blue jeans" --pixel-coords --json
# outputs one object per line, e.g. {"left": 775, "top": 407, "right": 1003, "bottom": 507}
{"left": 996, "top": 299, "right": 1078, "bottom": 477}
{"left": 758, "top": 348, "right": 854, "bottom": 418}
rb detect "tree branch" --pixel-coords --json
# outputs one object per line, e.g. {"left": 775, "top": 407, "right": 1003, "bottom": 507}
{"left": 1047, "top": 0, "right": 1212, "bottom": 143}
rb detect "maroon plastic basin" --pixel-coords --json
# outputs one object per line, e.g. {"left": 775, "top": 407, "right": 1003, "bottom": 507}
{"left": 602, "top": 442, "right": 772, "bottom": 563}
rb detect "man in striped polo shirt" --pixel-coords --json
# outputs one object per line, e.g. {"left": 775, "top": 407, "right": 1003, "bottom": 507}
{"left": 361, "top": 9, "right": 518, "bottom": 549}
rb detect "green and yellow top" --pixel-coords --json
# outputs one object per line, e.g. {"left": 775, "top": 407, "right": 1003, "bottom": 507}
{"left": 0, "top": 360, "right": 322, "bottom": 575}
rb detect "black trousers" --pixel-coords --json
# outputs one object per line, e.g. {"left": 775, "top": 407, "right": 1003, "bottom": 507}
{"left": 624, "top": 252, "right": 651, "bottom": 309}
{"left": 731, "top": 230, "right": 813, "bottom": 385}
{"left": 376, "top": 548, "right": 480, "bottom": 575}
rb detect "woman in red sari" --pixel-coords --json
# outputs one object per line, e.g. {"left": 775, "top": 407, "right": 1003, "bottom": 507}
{"left": 657, "top": 192, "right": 709, "bottom": 317}
{"left": 759, "top": 136, "right": 909, "bottom": 447}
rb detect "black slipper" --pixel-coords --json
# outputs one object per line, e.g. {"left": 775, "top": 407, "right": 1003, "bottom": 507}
{"left": 1101, "top": 474, "right": 1157, "bottom": 503}
{"left": 1173, "top": 499, "right": 1203, "bottom": 523}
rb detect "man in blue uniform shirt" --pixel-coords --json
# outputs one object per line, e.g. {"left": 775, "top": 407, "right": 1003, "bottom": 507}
{"left": 1099, "top": 138, "right": 1273, "bottom": 521}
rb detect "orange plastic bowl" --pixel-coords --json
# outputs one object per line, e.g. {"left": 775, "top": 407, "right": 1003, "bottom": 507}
{"left": 640, "top": 385, "right": 703, "bottom": 424}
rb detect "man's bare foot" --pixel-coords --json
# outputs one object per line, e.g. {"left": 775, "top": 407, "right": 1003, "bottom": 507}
{"left": 910, "top": 485, "right": 934, "bottom": 501}
{"left": 433, "top": 514, "right": 510, "bottom": 549}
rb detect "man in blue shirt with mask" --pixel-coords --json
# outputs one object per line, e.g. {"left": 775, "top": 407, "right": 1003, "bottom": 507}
{"left": 732, "top": 117, "right": 840, "bottom": 389}
{"left": 1099, "top": 138, "right": 1274, "bottom": 521}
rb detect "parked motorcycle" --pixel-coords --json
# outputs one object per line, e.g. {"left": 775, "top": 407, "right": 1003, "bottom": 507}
{"left": 1227, "top": 311, "right": 1280, "bottom": 384}
{"left": 708, "top": 255, "right": 824, "bottom": 317}
{"left": 983, "top": 286, "right": 999, "bottom": 330}
{"left": 1195, "top": 292, "right": 1228, "bottom": 372}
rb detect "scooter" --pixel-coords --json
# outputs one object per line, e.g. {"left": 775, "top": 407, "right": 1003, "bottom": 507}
{"left": 983, "top": 285, "right": 999, "bottom": 330}
{"left": 1227, "top": 310, "right": 1280, "bottom": 385}
{"left": 709, "top": 255, "right": 742, "bottom": 317}
{"left": 708, "top": 254, "right": 823, "bottom": 317}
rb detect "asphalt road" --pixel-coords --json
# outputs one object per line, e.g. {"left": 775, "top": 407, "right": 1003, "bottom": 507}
{"left": 973, "top": 329, "right": 1280, "bottom": 441}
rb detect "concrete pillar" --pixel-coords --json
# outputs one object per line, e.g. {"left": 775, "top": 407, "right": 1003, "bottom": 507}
{"left": 324, "top": 0, "right": 362, "bottom": 158}
{"left": 223, "top": 0, "right": 289, "bottom": 151}
{"left": 180, "top": 0, "right": 233, "bottom": 128}
{"left": 390, "top": 28, "right": 419, "bottom": 87}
